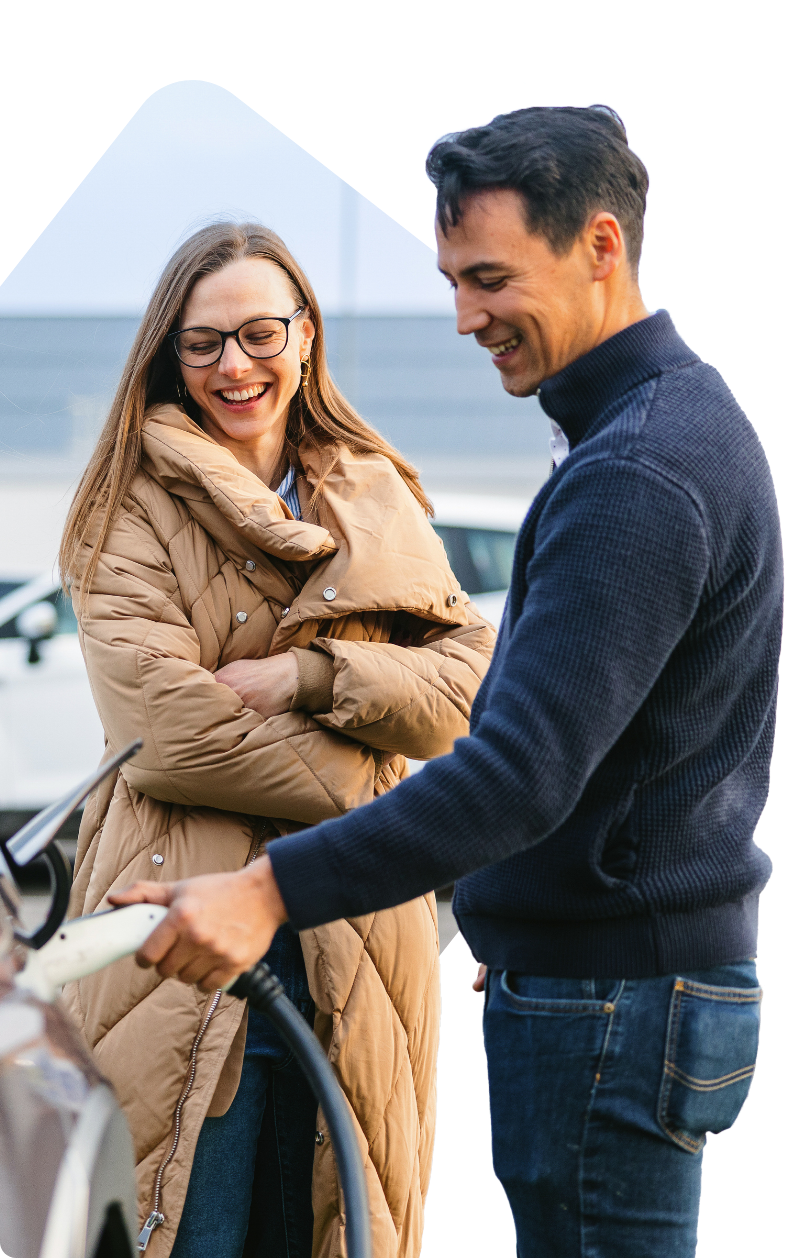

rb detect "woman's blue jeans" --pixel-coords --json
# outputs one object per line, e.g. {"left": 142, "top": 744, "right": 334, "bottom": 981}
{"left": 483, "top": 960, "right": 761, "bottom": 1258}
{"left": 171, "top": 925, "right": 317, "bottom": 1258}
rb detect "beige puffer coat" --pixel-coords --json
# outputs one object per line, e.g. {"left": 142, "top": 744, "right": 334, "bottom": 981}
{"left": 64, "top": 405, "right": 495, "bottom": 1258}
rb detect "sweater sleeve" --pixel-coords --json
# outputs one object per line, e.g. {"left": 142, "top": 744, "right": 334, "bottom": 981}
{"left": 268, "top": 458, "right": 711, "bottom": 927}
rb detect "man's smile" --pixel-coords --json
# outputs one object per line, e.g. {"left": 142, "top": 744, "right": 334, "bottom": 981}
{"left": 484, "top": 333, "right": 522, "bottom": 363}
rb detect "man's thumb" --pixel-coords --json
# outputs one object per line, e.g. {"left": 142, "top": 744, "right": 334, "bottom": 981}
{"left": 108, "top": 880, "right": 175, "bottom": 907}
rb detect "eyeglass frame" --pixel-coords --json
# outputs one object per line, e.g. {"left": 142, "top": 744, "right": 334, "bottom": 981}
{"left": 167, "top": 307, "right": 305, "bottom": 368}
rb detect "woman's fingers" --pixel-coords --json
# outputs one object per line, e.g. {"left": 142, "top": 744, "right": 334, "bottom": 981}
{"left": 472, "top": 963, "right": 487, "bottom": 992}
{"left": 214, "top": 655, "right": 298, "bottom": 719}
{"left": 213, "top": 660, "right": 251, "bottom": 688}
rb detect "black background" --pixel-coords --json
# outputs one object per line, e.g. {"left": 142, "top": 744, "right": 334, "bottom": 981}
{"left": 3, "top": 66, "right": 774, "bottom": 1247}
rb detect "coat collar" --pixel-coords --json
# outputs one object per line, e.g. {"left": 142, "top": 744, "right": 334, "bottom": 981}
{"left": 142, "top": 405, "right": 466, "bottom": 628}
{"left": 537, "top": 311, "right": 700, "bottom": 447}
{"left": 142, "top": 405, "right": 335, "bottom": 563}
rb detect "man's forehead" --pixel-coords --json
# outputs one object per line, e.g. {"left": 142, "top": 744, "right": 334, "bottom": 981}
{"left": 435, "top": 189, "right": 534, "bottom": 274}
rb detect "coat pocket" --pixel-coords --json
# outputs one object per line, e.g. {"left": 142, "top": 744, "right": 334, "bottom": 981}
{"left": 658, "top": 977, "right": 762, "bottom": 1153}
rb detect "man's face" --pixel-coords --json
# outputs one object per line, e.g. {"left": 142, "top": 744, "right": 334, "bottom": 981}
{"left": 436, "top": 188, "right": 607, "bottom": 397}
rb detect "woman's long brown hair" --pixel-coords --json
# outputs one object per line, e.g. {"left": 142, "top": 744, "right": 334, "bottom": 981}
{"left": 59, "top": 221, "right": 432, "bottom": 602}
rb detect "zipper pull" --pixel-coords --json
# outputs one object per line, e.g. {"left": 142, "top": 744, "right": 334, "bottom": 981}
{"left": 137, "top": 1211, "right": 164, "bottom": 1251}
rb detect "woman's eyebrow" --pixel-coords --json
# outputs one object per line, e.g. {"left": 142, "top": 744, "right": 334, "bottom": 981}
{"left": 181, "top": 312, "right": 287, "bottom": 329}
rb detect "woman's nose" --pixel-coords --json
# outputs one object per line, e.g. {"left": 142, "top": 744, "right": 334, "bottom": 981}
{"left": 217, "top": 337, "right": 251, "bottom": 378}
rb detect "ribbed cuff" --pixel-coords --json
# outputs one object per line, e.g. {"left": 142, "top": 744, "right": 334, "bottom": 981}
{"left": 289, "top": 647, "right": 335, "bottom": 714}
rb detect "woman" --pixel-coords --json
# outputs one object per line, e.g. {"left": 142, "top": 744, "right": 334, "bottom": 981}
{"left": 60, "top": 222, "right": 495, "bottom": 1258}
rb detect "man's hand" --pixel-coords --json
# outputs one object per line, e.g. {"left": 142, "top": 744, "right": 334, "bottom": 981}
{"left": 108, "top": 856, "right": 288, "bottom": 990}
{"left": 215, "top": 653, "right": 299, "bottom": 720}
{"left": 473, "top": 963, "right": 487, "bottom": 992}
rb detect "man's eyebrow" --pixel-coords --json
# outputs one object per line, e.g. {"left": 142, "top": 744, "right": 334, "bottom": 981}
{"left": 437, "top": 260, "right": 511, "bottom": 279}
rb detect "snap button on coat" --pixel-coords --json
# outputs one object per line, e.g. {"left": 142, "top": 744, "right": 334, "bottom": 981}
{"left": 315, "top": 1130, "right": 325, "bottom": 1145}
{"left": 447, "top": 593, "right": 458, "bottom": 607}
{"left": 323, "top": 586, "right": 337, "bottom": 601}
{"left": 236, "top": 611, "right": 248, "bottom": 623}
{"left": 245, "top": 560, "right": 256, "bottom": 571}
{"left": 152, "top": 854, "right": 164, "bottom": 866}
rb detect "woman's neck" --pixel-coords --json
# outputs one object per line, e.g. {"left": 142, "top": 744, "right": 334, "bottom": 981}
{"left": 199, "top": 413, "right": 289, "bottom": 489}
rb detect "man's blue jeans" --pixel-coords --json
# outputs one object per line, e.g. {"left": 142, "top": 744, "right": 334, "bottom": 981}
{"left": 483, "top": 961, "right": 761, "bottom": 1257}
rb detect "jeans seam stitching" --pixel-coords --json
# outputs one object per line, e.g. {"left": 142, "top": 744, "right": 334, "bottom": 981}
{"left": 666, "top": 1063, "right": 755, "bottom": 1091}
{"left": 579, "top": 981, "right": 624, "bottom": 1256}
{"left": 678, "top": 980, "right": 762, "bottom": 1003}
{"left": 658, "top": 987, "right": 705, "bottom": 1154}
{"left": 499, "top": 971, "right": 621, "bottom": 1014}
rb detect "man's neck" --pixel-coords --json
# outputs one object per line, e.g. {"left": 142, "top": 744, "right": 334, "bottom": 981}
{"left": 591, "top": 282, "right": 650, "bottom": 353}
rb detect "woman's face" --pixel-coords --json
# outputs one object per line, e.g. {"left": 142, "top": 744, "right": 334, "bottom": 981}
{"left": 178, "top": 257, "right": 314, "bottom": 449}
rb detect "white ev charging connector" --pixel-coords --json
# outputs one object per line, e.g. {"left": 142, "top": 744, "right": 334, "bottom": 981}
{"left": 14, "top": 902, "right": 169, "bottom": 1002}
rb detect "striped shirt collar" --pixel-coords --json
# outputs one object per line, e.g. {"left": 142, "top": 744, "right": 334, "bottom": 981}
{"left": 276, "top": 464, "right": 301, "bottom": 520}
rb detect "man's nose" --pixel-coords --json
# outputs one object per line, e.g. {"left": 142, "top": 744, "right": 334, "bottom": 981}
{"left": 455, "top": 289, "right": 491, "bottom": 338}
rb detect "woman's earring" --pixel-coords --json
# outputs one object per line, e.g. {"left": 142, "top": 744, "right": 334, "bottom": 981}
{"left": 300, "top": 357, "right": 311, "bottom": 387}
{"left": 176, "top": 377, "right": 187, "bottom": 406}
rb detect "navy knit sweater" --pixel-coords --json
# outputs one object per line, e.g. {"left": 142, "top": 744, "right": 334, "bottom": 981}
{"left": 270, "top": 312, "right": 782, "bottom": 977}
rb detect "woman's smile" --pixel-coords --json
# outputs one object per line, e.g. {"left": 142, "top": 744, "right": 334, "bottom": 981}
{"left": 215, "top": 380, "right": 272, "bottom": 410}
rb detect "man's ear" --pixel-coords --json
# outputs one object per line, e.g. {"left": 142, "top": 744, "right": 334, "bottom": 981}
{"left": 586, "top": 211, "right": 627, "bottom": 281}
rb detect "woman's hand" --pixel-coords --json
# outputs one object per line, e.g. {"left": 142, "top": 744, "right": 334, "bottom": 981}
{"left": 215, "top": 653, "right": 299, "bottom": 720}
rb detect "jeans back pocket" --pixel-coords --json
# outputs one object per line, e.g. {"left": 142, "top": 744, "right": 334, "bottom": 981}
{"left": 658, "top": 977, "right": 762, "bottom": 1153}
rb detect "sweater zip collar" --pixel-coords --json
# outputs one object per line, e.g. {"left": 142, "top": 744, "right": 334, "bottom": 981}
{"left": 537, "top": 310, "right": 700, "bottom": 449}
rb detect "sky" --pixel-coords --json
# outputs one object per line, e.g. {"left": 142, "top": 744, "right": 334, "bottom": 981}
{"left": 0, "top": 81, "right": 453, "bottom": 316}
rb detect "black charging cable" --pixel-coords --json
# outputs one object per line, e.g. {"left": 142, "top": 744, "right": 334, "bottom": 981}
{"left": 229, "top": 962, "right": 372, "bottom": 1258}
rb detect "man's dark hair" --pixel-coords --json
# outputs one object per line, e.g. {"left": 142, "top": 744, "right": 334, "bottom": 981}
{"left": 426, "top": 105, "right": 649, "bottom": 270}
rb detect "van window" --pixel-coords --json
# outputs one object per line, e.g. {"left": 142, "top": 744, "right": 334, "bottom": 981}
{"left": 432, "top": 527, "right": 516, "bottom": 596}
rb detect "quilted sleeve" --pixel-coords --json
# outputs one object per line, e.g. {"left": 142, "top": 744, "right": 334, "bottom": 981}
{"left": 295, "top": 609, "right": 496, "bottom": 760}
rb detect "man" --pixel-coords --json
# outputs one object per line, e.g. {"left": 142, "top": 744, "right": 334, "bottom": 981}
{"left": 114, "top": 106, "right": 782, "bottom": 1255}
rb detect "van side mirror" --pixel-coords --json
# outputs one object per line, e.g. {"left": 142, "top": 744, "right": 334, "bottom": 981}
{"left": 16, "top": 600, "right": 58, "bottom": 664}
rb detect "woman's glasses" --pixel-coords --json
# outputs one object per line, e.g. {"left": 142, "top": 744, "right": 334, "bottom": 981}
{"left": 168, "top": 308, "right": 304, "bottom": 368}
